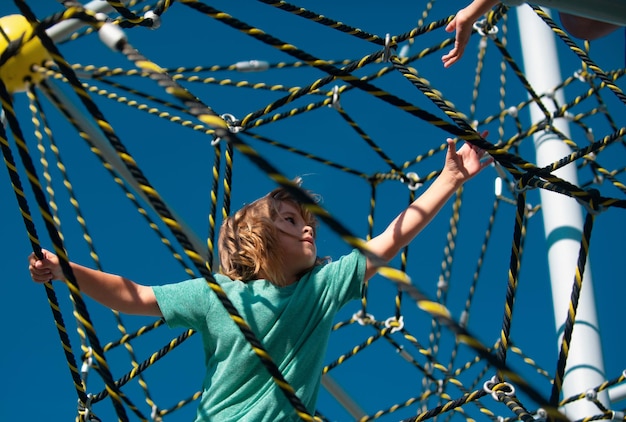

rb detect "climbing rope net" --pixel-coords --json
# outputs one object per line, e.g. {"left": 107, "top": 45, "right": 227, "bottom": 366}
{"left": 1, "top": 0, "right": 625, "bottom": 421}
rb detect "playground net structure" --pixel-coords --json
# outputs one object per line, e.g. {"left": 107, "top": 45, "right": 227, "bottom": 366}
{"left": 1, "top": 0, "right": 625, "bottom": 421}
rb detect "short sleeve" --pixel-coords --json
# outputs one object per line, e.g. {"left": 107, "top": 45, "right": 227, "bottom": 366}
{"left": 152, "top": 277, "right": 213, "bottom": 331}
{"left": 307, "top": 248, "right": 366, "bottom": 309}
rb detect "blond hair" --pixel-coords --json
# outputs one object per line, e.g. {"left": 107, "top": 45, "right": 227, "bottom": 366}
{"left": 218, "top": 182, "right": 323, "bottom": 286}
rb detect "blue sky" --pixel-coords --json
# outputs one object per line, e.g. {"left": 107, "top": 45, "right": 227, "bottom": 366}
{"left": 1, "top": 1, "right": 625, "bottom": 421}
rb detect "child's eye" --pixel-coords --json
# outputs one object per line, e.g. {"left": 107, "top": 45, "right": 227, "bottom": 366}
{"left": 285, "top": 216, "right": 295, "bottom": 224}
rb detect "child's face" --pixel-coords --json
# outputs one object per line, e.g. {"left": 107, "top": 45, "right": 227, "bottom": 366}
{"left": 274, "top": 200, "right": 317, "bottom": 284}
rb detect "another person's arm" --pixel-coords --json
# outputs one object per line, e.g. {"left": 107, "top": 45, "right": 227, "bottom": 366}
{"left": 364, "top": 138, "right": 491, "bottom": 281}
{"left": 559, "top": 12, "right": 620, "bottom": 40}
{"left": 28, "top": 249, "right": 162, "bottom": 317}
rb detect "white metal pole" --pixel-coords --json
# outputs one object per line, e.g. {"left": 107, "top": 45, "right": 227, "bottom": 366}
{"left": 515, "top": 5, "right": 609, "bottom": 418}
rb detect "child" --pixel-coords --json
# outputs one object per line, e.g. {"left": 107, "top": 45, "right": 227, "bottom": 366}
{"left": 28, "top": 138, "right": 491, "bottom": 421}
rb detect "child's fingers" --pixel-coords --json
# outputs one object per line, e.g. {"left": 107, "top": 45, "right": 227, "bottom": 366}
{"left": 445, "top": 17, "right": 457, "bottom": 33}
{"left": 28, "top": 251, "right": 55, "bottom": 282}
{"left": 446, "top": 138, "right": 458, "bottom": 154}
{"left": 30, "top": 263, "right": 52, "bottom": 282}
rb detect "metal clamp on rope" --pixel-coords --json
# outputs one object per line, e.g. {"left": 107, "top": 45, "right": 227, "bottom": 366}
{"left": 506, "top": 106, "right": 519, "bottom": 118}
{"left": 404, "top": 172, "right": 422, "bottom": 191}
{"left": 436, "top": 379, "right": 445, "bottom": 395}
{"left": 513, "top": 172, "right": 533, "bottom": 194}
{"left": 330, "top": 85, "right": 341, "bottom": 110}
{"left": 473, "top": 19, "right": 498, "bottom": 38}
{"left": 81, "top": 347, "right": 93, "bottom": 379}
{"left": 151, "top": 404, "right": 163, "bottom": 422}
{"left": 525, "top": 203, "right": 538, "bottom": 218}
{"left": 235, "top": 60, "right": 269, "bottom": 72}
{"left": 573, "top": 69, "right": 589, "bottom": 83}
{"left": 79, "top": 394, "right": 101, "bottom": 421}
{"left": 211, "top": 113, "right": 242, "bottom": 146}
{"left": 384, "top": 316, "right": 404, "bottom": 333}
{"left": 585, "top": 388, "right": 598, "bottom": 401}
{"left": 534, "top": 408, "right": 547, "bottom": 421}
{"left": 221, "top": 113, "right": 241, "bottom": 133}
{"left": 353, "top": 309, "right": 375, "bottom": 326}
{"left": 143, "top": 11, "right": 161, "bottom": 30}
{"left": 482, "top": 375, "right": 515, "bottom": 401}
{"left": 383, "top": 33, "right": 395, "bottom": 62}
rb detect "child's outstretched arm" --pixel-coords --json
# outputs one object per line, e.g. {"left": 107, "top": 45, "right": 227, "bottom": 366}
{"left": 28, "top": 249, "right": 162, "bottom": 317}
{"left": 364, "top": 139, "right": 492, "bottom": 281}
{"left": 442, "top": 0, "right": 500, "bottom": 68}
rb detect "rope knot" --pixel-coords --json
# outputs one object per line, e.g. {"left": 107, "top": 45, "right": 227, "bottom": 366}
{"left": 583, "top": 188, "right": 604, "bottom": 215}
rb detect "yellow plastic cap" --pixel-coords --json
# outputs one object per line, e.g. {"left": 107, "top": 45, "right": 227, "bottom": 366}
{"left": 0, "top": 14, "right": 52, "bottom": 93}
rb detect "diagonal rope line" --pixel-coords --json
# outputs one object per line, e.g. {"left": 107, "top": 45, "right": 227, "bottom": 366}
{"left": 0, "top": 88, "right": 90, "bottom": 409}
{"left": 496, "top": 190, "right": 527, "bottom": 372}
{"left": 549, "top": 210, "right": 596, "bottom": 407}
{"left": 0, "top": 74, "right": 129, "bottom": 422}
{"left": 529, "top": 4, "right": 626, "bottom": 107}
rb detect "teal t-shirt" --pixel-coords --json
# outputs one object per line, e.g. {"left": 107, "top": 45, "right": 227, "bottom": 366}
{"left": 152, "top": 249, "right": 366, "bottom": 421}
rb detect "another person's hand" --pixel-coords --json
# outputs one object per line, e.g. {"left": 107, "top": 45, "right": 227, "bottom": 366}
{"left": 442, "top": 0, "right": 500, "bottom": 68}
{"left": 442, "top": 7, "right": 476, "bottom": 68}
{"left": 28, "top": 249, "right": 63, "bottom": 282}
